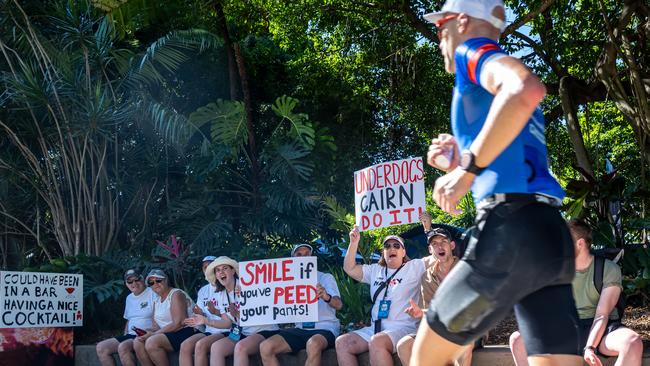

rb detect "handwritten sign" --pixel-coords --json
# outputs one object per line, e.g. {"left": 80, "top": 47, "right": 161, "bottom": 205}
{"left": 0, "top": 271, "right": 83, "bottom": 328}
{"left": 354, "top": 157, "right": 426, "bottom": 231}
{"left": 238, "top": 257, "right": 317, "bottom": 326}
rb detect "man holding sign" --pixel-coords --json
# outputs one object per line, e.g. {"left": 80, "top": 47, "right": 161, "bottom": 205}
{"left": 413, "top": 0, "right": 581, "bottom": 365}
{"left": 259, "top": 244, "right": 342, "bottom": 366}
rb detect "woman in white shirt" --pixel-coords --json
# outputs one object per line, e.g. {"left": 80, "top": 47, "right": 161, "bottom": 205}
{"left": 179, "top": 256, "right": 230, "bottom": 366}
{"left": 336, "top": 226, "right": 426, "bottom": 366}
{"left": 96, "top": 269, "right": 157, "bottom": 366}
{"left": 184, "top": 256, "right": 279, "bottom": 366}
{"left": 133, "top": 269, "right": 195, "bottom": 366}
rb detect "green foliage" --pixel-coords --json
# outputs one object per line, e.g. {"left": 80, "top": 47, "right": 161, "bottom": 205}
{"left": 328, "top": 265, "right": 371, "bottom": 329}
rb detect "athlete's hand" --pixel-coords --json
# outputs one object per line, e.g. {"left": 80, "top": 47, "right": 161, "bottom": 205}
{"left": 583, "top": 348, "right": 602, "bottom": 366}
{"left": 433, "top": 167, "right": 475, "bottom": 215}
{"left": 404, "top": 299, "right": 423, "bottom": 319}
{"left": 427, "top": 134, "right": 460, "bottom": 172}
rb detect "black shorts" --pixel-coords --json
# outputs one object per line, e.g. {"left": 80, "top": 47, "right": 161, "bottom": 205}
{"left": 263, "top": 328, "right": 335, "bottom": 353}
{"left": 114, "top": 334, "right": 136, "bottom": 343}
{"left": 579, "top": 318, "right": 623, "bottom": 350}
{"left": 164, "top": 327, "right": 199, "bottom": 351}
{"left": 426, "top": 201, "right": 580, "bottom": 356}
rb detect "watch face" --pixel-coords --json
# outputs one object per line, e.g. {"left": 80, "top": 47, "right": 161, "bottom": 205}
{"left": 460, "top": 151, "right": 472, "bottom": 169}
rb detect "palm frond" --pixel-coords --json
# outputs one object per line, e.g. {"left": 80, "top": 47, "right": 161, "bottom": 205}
{"left": 264, "top": 142, "right": 313, "bottom": 180}
{"left": 188, "top": 100, "right": 247, "bottom": 155}
{"left": 271, "top": 95, "right": 315, "bottom": 148}
{"left": 125, "top": 29, "right": 223, "bottom": 89}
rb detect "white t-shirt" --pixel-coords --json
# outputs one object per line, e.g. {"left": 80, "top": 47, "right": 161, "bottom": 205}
{"left": 196, "top": 283, "right": 228, "bottom": 334}
{"left": 215, "top": 289, "right": 279, "bottom": 336}
{"left": 154, "top": 288, "right": 193, "bottom": 329}
{"left": 124, "top": 287, "right": 157, "bottom": 335}
{"left": 295, "top": 271, "right": 341, "bottom": 337}
{"left": 361, "top": 259, "right": 426, "bottom": 329}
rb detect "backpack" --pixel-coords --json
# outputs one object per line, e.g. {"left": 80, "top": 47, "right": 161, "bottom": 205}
{"left": 593, "top": 250, "right": 626, "bottom": 321}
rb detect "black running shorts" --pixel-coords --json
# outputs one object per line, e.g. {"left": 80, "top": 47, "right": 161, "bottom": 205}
{"left": 426, "top": 201, "right": 580, "bottom": 356}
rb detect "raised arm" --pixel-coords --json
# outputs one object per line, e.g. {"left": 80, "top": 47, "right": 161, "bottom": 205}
{"left": 343, "top": 226, "right": 364, "bottom": 282}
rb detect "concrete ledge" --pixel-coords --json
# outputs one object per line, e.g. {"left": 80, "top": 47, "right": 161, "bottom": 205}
{"left": 75, "top": 345, "right": 650, "bottom": 366}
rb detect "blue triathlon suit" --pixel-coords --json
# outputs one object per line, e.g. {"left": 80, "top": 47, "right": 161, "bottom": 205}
{"left": 451, "top": 37, "right": 564, "bottom": 204}
{"left": 425, "top": 38, "right": 580, "bottom": 357}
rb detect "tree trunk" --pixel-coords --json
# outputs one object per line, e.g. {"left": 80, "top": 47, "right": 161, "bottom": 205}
{"left": 560, "top": 76, "right": 595, "bottom": 178}
{"left": 214, "top": 0, "right": 240, "bottom": 100}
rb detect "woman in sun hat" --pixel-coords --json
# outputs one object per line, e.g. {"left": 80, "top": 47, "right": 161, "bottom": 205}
{"left": 184, "top": 256, "right": 279, "bottom": 366}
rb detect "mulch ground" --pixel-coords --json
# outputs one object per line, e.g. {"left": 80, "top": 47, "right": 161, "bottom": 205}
{"left": 486, "top": 305, "right": 650, "bottom": 348}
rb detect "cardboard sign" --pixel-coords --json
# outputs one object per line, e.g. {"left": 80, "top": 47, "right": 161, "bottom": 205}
{"left": 354, "top": 157, "right": 426, "bottom": 231}
{"left": 238, "top": 257, "right": 318, "bottom": 326}
{"left": 0, "top": 271, "right": 83, "bottom": 328}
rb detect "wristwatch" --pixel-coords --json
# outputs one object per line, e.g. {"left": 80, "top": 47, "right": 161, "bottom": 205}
{"left": 459, "top": 150, "right": 486, "bottom": 175}
{"left": 583, "top": 345, "right": 596, "bottom": 354}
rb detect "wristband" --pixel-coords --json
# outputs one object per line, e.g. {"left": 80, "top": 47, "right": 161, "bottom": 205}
{"left": 583, "top": 345, "right": 596, "bottom": 354}
{"left": 324, "top": 294, "right": 332, "bottom": 303}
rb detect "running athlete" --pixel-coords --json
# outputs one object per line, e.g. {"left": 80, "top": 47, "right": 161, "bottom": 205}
{"left": 411, "top": 0, "right": 582, "bottom": 365}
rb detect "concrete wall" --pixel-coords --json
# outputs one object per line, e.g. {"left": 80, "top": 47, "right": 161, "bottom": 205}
{"left": 75, "top": 345, "right": 650, "bottom": 366}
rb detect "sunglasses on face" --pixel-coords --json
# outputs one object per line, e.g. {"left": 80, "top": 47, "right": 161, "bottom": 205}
{"left": 383, "top": 242, "right": 403, "bottom": 250}
{"left": 435, "top": 13, "right": 459, "bottom": 38}
{"left": 126, "top": 278, "right": 141, "bottom": 285}
{"left": 147, "top": 279, "right": 164, "bottom": 286}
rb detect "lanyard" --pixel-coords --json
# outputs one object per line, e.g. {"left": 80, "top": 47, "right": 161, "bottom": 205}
{"left": 381, "top": 264, "right": 405, "bottom": 300}
{"left": 225, "top": 282, "right": 238, "bottom": 322}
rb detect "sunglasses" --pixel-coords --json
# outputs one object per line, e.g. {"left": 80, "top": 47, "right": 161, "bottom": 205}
{"left": 383, "top": 242, "right": 403, "bottom": 250}
{"left": 147, "top": 279, "right": 164, "bottom": 286}
{"left": 435, "top": 13, "right": 459, "bottom": 37}
{"left": 126, "top": 278, "right": 141, "bottom": 284}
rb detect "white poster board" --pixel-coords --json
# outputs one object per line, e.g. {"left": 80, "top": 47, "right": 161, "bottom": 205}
{"left": 354, "top": 157, "right": 426, "bottom": 231}
{"left": 0, "top": 271, "right": 83, "bottom": 328}
{"left": 238, "top": 257, "right": 318, "bottom": 326}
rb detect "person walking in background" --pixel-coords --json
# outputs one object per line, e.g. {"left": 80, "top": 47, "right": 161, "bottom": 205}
{"left": 96, "top": 269, "right": 157, "bottom": 366}
{"left": 412, "top": 0, "right": 582, "bottom": 365}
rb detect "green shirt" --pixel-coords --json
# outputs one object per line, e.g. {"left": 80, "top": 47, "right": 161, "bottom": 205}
{"left": 572, "top": 257, "right": 622, "bottom": 320}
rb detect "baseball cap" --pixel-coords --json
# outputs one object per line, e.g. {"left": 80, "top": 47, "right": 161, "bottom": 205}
{"left": 423, "top": 0, "right": 506, "bottom": 32}
{"left": 123, "top": 269, "right": 142, "bottom": 282}
{"left": 291, "top": 244, "right": 313, "bottom": 256}
{"left": 427, "top": 228, "right": 452, "bottom": 242}
{"left": 202, "top": 255, "right": 217, "bottom": 263}
{"left": 382, "top": 235, "right": 405, "bottom": 248}
{"left": 145, "top": 269, "right": 167, "bottom": 282}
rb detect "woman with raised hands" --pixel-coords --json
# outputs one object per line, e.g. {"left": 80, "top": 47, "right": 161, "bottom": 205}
{"left": 335, "top": 226, "right": 427, "bottom": 366}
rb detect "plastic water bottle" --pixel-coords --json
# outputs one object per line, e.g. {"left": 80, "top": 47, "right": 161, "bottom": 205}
{"left": 434, "top": 147, "right": 453, "bottom": 170}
